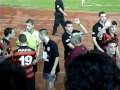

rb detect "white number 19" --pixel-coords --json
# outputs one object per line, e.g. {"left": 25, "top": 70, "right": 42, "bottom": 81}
{"left": 19, "top": 55, "right": 33, "bottom": 66}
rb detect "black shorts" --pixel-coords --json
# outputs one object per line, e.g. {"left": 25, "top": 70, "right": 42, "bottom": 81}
{"left": 27, "top": 76, "right": 35, "bottom": 90}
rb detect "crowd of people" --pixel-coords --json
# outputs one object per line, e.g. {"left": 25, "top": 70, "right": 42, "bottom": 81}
{"left": 0, "top": 0, "right": 120, "bottom": 90}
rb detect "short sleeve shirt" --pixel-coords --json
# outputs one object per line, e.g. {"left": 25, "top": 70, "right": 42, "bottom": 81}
{"left": 43, "top": 39, "right": 60, "bottom": 74}
{"left": 55, "top": 0, "right": 64, "bottom": 13}
{"left": 92, "top": 21, "right": 104, "bottom": 49}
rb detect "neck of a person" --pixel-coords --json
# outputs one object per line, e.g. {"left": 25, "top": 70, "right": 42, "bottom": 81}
{"left": 109, "top": 31, "right": 114, "bottom": 37}
{"left": 28, "top": 29, "right": 34, "bottom": 34}
{"left": 44, "top": 37, "right": 50, "bottom": 45}
{"left": 99, "top": 20, "right": 105, "bottom": 26}
{"left": 75, "top": 43, "right": 82, "bottom": 47}
{"left": 21, "top": 43, "right": 27, "bottom": 46}
{"left": 4, "top": 37, "right": 10, "bottom": 41}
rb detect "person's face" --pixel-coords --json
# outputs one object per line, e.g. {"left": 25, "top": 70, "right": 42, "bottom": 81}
{"left": 26, "top": 23, "right": 34, "bottom": 32}
{"left": 9, "top": 30, "right": 15, "bottom": 39}
{"left": 109, "top": 25, "right": 117, "bottom": 34}
{"left": 99, "top": 14, "right": 106, "bottom": 23}
{"left": 65, "top": 24, "right": 73, "bottom": 33}
{"left": 39, "top": 33, "right": 44, "bottom": 42}
{"left": 106, "top": 43, "right": 116, "bottom": 55}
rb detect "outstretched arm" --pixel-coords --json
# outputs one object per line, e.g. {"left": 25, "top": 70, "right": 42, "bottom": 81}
{"left": 75, "top": 18, "right": 88, "bottom": 34}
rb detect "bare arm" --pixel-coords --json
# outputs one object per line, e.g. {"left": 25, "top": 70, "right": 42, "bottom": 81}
{"left": 97, "top": 20, "right": 111, "bottom": 38}
{"left": 75, "top": 18, "right": 88, "bottom": 34}
{"left": 58, "top": 7, "right": 67, "bottom": 16}
{"left": 116, "top": 46, "right": 120, "bottom": 59}
{"left": 97, "top": 26, "right": 107, "bottom": 38}
{"left": 51, "top": 57, "right": 59, "bottom": 75}
{"left": 67, "top": 43, "right": 74, "bottom": 49}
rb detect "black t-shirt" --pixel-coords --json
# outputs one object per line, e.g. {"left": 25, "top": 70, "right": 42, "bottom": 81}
{"left": 62, "top": 32, "right": 72, "bottom": 59}
{"left": 62, "top": 30, "right": 81, "bottom": 59}
{"left": 92, "top": 21, "right": 104, "bottom": 49}
{"left": 43, "top": 39, "right": 60, "bottom": 74}
{"left": 55, "top": 0, "right": 64, "bottom": 14}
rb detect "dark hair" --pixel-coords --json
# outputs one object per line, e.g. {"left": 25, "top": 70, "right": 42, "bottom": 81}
{"left": 26, "top": 19, "right": 34, "bottom": 25}
{"left": 0, "top": 60, "right": 27, "bottom": 90}
{"left": 39, "top": 28, "right": 48, "bottom": 35}
{"left": 111, "top": 20, "right": 117, "bottom": 26}
{"left": 4, "top": 27, "right": 13, "bottom": 37}
{"left": 19, "top": 34, "right": 27, "bottom": 43}
{"left": 65, "top": 20, "right": 73, "bottom": 26}
{"left": 65, "top": 50, "right": 119, "bottom": 90}
{"left": 99, "top": 11, "right": 106, "bottom": 16}
{"left": 106, "top": 37, "right": 118, "bottom": 47}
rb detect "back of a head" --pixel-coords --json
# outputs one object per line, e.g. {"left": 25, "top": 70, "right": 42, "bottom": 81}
{"left": 19, "top": 34, "right": 27, "bottom": 43}
{"left": 111, "top": 20, "right": 117, "bottom": 26}
{"left": 4, "top": 27, "right": 13, "bottom": 37}
{"left": 39, "top": 29, "right": 48, "bottom": 36}
{"left": 65, "top": 50, "right": 118, "bottom": 90}
{"left": 72, "top": 33, "right": 81, "bottom": 43}
{"left": 0, "top": 60, "right": 27, "bottom": 90}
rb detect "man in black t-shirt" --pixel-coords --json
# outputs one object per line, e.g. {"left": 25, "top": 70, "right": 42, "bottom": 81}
{"left": 33, "top": 29, "right": 60, "bottom": 90}
{"left": 52, "top": 0, "right": 67, "bottom": 36}
{"left": 62, "top": 19, "right": 88, "bottom": 60}
{"left": 92, "top": 11, "right": 107, "bottom": 52}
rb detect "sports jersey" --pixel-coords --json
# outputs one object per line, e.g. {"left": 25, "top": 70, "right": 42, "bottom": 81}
{"left": 13, "top": 46, "right": 36, "bottom": 78}
{"left": 16, "top": 30, "right": 41, "bottom": 51}
{"left": 102, "top": 32, "right": 118, "bottom": 50}
{"left": 43, "top": 39, "right": 60, "bottom": 74}
{"left": 0, "top": 38, "right": 12, "bottom": 60}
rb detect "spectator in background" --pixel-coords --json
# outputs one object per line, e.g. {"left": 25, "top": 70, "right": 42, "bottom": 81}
{"left": 64, "top": 50, "right": 120, "bottom": 90}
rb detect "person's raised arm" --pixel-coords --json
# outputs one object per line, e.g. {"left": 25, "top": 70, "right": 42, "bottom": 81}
{"left": 75, "top": 18, "right": 88, "bottom": 34}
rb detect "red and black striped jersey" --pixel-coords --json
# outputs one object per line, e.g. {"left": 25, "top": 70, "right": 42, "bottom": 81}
{"left": 0, "top": 38, "right": 12, "bottom": 60}
{"left": 102, "top": 33, "right": 118, "bottom": 50}
{"left": 13, "top": 46, "right": 36, "bottom": 78}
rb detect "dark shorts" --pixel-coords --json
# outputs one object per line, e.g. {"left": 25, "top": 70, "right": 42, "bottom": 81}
{"left": 27, "top": 77, "right": 35, "bottom": 90}
{"left": 43, "top": 72, "right": 58, "bottom": 82}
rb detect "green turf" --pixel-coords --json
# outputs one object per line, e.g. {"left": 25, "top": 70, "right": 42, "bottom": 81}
{"left": 0, "top": 0, "right": 120, "bottom": 12}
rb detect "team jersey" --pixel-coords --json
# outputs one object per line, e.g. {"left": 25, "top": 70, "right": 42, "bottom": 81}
{"left": 102, "top": 32, "right": 118, "bottom": 50}
{"left": 0, "top": 38, "right": 12, "bottom": 60}
{"left": 13, "top": 46, "right": 36, "bottom": 78}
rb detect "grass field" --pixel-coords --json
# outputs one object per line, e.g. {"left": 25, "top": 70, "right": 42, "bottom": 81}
{"left": 0, "top": 0, "right": 120, "bottom": 12}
